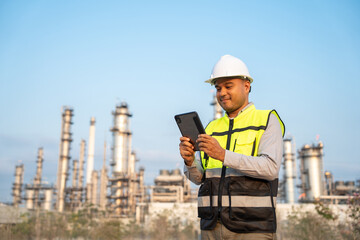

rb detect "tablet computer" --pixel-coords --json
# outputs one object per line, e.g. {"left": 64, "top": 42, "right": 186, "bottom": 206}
{"left": 174, "top": 111, "right": 205, "bottom": 151}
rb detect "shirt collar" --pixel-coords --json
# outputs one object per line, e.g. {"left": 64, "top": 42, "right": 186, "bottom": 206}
{"left": 227, "top": 102, "right": 254, "bottom": 119}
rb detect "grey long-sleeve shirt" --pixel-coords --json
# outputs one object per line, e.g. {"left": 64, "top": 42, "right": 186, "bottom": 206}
{"left": 184, "top": 103, "right": 283, "bottom": 184}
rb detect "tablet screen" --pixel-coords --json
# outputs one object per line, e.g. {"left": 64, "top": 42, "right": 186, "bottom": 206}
{"left": 175, "top": 111, "right": 205, "bottom": 151}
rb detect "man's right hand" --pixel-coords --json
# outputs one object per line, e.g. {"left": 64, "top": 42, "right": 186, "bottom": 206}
{"left": 179, "top": 137, "right": 195, "bottom": 166}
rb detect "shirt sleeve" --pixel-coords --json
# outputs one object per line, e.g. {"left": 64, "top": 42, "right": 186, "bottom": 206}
{"left": 183, "top": 151, "right": 205, "bottom": 185}
{"left": 223, "top": 113, "right": 283, "bottom": 181}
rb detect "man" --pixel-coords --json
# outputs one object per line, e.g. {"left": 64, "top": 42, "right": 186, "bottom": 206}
{"left": 179, "top": 55, "right": 285, "bottom": 240}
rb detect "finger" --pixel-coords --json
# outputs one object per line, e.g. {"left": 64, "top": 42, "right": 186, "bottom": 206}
{"left": 180, "top": 145, "right": 194, "bottom": 156}
{"left": 197, "top": 138, "right": 212, "bottom": 146}
{"left": 197, "top": 134, "right": 213, "bottom": 142}
{"left": 198, "top": 139, "right": 214, "bottom": 147}
{"left": 198, "top": 134, "right": 212, "bottom": 139}
{"left": 196, "top": 136, "right": 208, "bottom": 143}
{"left": 197, "top": 134, "right": 205, "bottom": 141}
{"left": 180, "top": 143, "right": 194, "bottom": 152}
{"left": 197, "top": 141, "right": 207, "bottom": 147}
{"left": 198, "top": 143, "right": 209, "bottom": 152}
{"left": 180, "top": 137, "right": 191, "bottom": 142}
{"left": 180, "top": 140, "right": 192, "bottom": 146}
{"left": 180, "top": 149, "right": 194, "bottom": 158}
{"left": 180, "top": 141, "right": 194, "bottom": 149}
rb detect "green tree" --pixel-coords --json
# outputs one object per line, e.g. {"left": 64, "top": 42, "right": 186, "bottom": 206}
{"left": 339, "top": 193, "right": 360, "bottom": 240}
{"left": 281, "top": 205, "right": 341, "bottom": 240}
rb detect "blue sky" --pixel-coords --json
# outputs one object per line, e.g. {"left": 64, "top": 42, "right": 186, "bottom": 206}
{"left": 1, "top": 1, "right": 359, "bottom": 203}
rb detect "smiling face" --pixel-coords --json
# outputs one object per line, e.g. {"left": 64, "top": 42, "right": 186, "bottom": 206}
{"left": 215, "top": 77, "right": 250, "bottom": 118}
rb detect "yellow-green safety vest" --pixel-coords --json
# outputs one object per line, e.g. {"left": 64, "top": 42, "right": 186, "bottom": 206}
{"left": 197, "top": 104, "right": 285, "bottom": 233}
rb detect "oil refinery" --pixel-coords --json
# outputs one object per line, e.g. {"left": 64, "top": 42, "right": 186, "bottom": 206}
{"left": 8, "top": 101, "right": 197, "bottom": 222}
{"left": 5, "top": 96, "right": 360, "bottom": 225}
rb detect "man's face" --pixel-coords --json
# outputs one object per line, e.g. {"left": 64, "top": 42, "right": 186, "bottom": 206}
{"left": 215, "top": 78, "right": 250, "bottom": 118}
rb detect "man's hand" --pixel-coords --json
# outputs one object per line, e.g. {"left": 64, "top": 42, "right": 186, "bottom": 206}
{"left": 197, "top": 134, "right": 225, "bottom": 162}
{"left": 179, "top": 137, "right": 195, "bottom": 166}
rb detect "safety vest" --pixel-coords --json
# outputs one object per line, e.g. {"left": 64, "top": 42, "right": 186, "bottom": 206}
{"left": 198, "top": 104, "right": 285, "bottom": 233}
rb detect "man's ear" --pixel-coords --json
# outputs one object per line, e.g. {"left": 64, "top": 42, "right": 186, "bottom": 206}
{"left": 244, "top": 80, "right": 251, "bottom": 93}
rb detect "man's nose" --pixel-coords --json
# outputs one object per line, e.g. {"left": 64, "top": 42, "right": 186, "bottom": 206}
{"left": 218, "top": 88, "right": 226, "bottom": 96}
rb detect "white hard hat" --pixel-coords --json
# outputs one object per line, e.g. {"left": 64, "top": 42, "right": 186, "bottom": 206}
{"left": 205, "top": 54, "right": 253, "bottom": 85}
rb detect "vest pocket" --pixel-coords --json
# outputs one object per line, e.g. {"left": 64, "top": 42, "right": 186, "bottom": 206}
{"left": 234, "top": 132, "right": 257, "bottom": 156}
{"left": 197, "top": 180, "right": 214, "bottom": 220}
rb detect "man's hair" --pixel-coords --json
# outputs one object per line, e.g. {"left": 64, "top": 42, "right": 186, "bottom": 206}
{"left": 214, "top": 77, "right": 252, "bottom": 93}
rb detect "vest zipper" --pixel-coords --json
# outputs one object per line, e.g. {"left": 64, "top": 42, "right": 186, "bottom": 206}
{"left": 218, "top": 118, "right": 234, "bottom": 216}
{"left": 204, "top": 153, "right": 209, "bottom": 168}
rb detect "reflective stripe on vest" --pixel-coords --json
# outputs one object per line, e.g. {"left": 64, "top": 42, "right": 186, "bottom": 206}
{"left": 198, "top": 195, "right": 277, "bottom": 208}
{"left": 197, "top": 105, "right": 285, "bottom": 233}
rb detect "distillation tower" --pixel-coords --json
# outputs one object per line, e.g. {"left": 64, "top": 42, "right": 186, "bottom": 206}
{"left": 67, "top": 140, "right": 86, "bottom": 210}
{"left": 69, "top": 159, "right": 79, "bottom": 209}
{"left": 298, "top": 142, "right": 326, "bottom": 202}
{"left": 89, "top": 171, "right": 98, "bottom": 205}
{"left": 23, "top": 148, "right": 53, "bottom": 210}
{"left": 56, "top": 106, "right": 73, "bottom": 212}
{"left": 33, "top": 147, "right": 44, "bottom": 206}
{"left": 25, "top": 148, "right": 43, "bottom": 209}
{"left": 108, "top": 102, "right": 145, "bottom": 217}
{"left": 99, "top": 141, "right": 108, "bottom": 210}
{"left": 12, "top": 164, "right": 24, "bottom": 207}
{"left": 282, "top": 138, "right": 297, "bottom": 203}
{"left": 77, "top": 140, "right": 86, "bottom": 205}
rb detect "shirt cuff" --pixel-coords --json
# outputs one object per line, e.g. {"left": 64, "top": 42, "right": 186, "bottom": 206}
{"left": 184, "top": 160, "right": 197, "bottom": 169}
{"left": 184, "top": 151, "right": 201, "bottom": 170}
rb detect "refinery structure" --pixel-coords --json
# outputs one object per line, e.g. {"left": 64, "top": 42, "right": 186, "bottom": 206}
{"left": 280, "top": 137, "right": 359, "bottom": 204}
{"left": 107, "top": 103, "right": 145, "bottom": 217}
{"left": 9, "top": 101, "right": 195, "bottom": 221}
{"left": 7, "top": 96, "right": 360, "bottom": 222}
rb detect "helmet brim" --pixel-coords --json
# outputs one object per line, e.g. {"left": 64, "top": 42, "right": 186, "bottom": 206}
{"left": 205, "top": 75, "right": 253, "bottom": 85}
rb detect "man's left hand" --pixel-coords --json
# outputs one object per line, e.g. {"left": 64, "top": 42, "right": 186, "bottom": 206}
{"left": 196, "top": 134, "right": 225, "bottom": 162}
